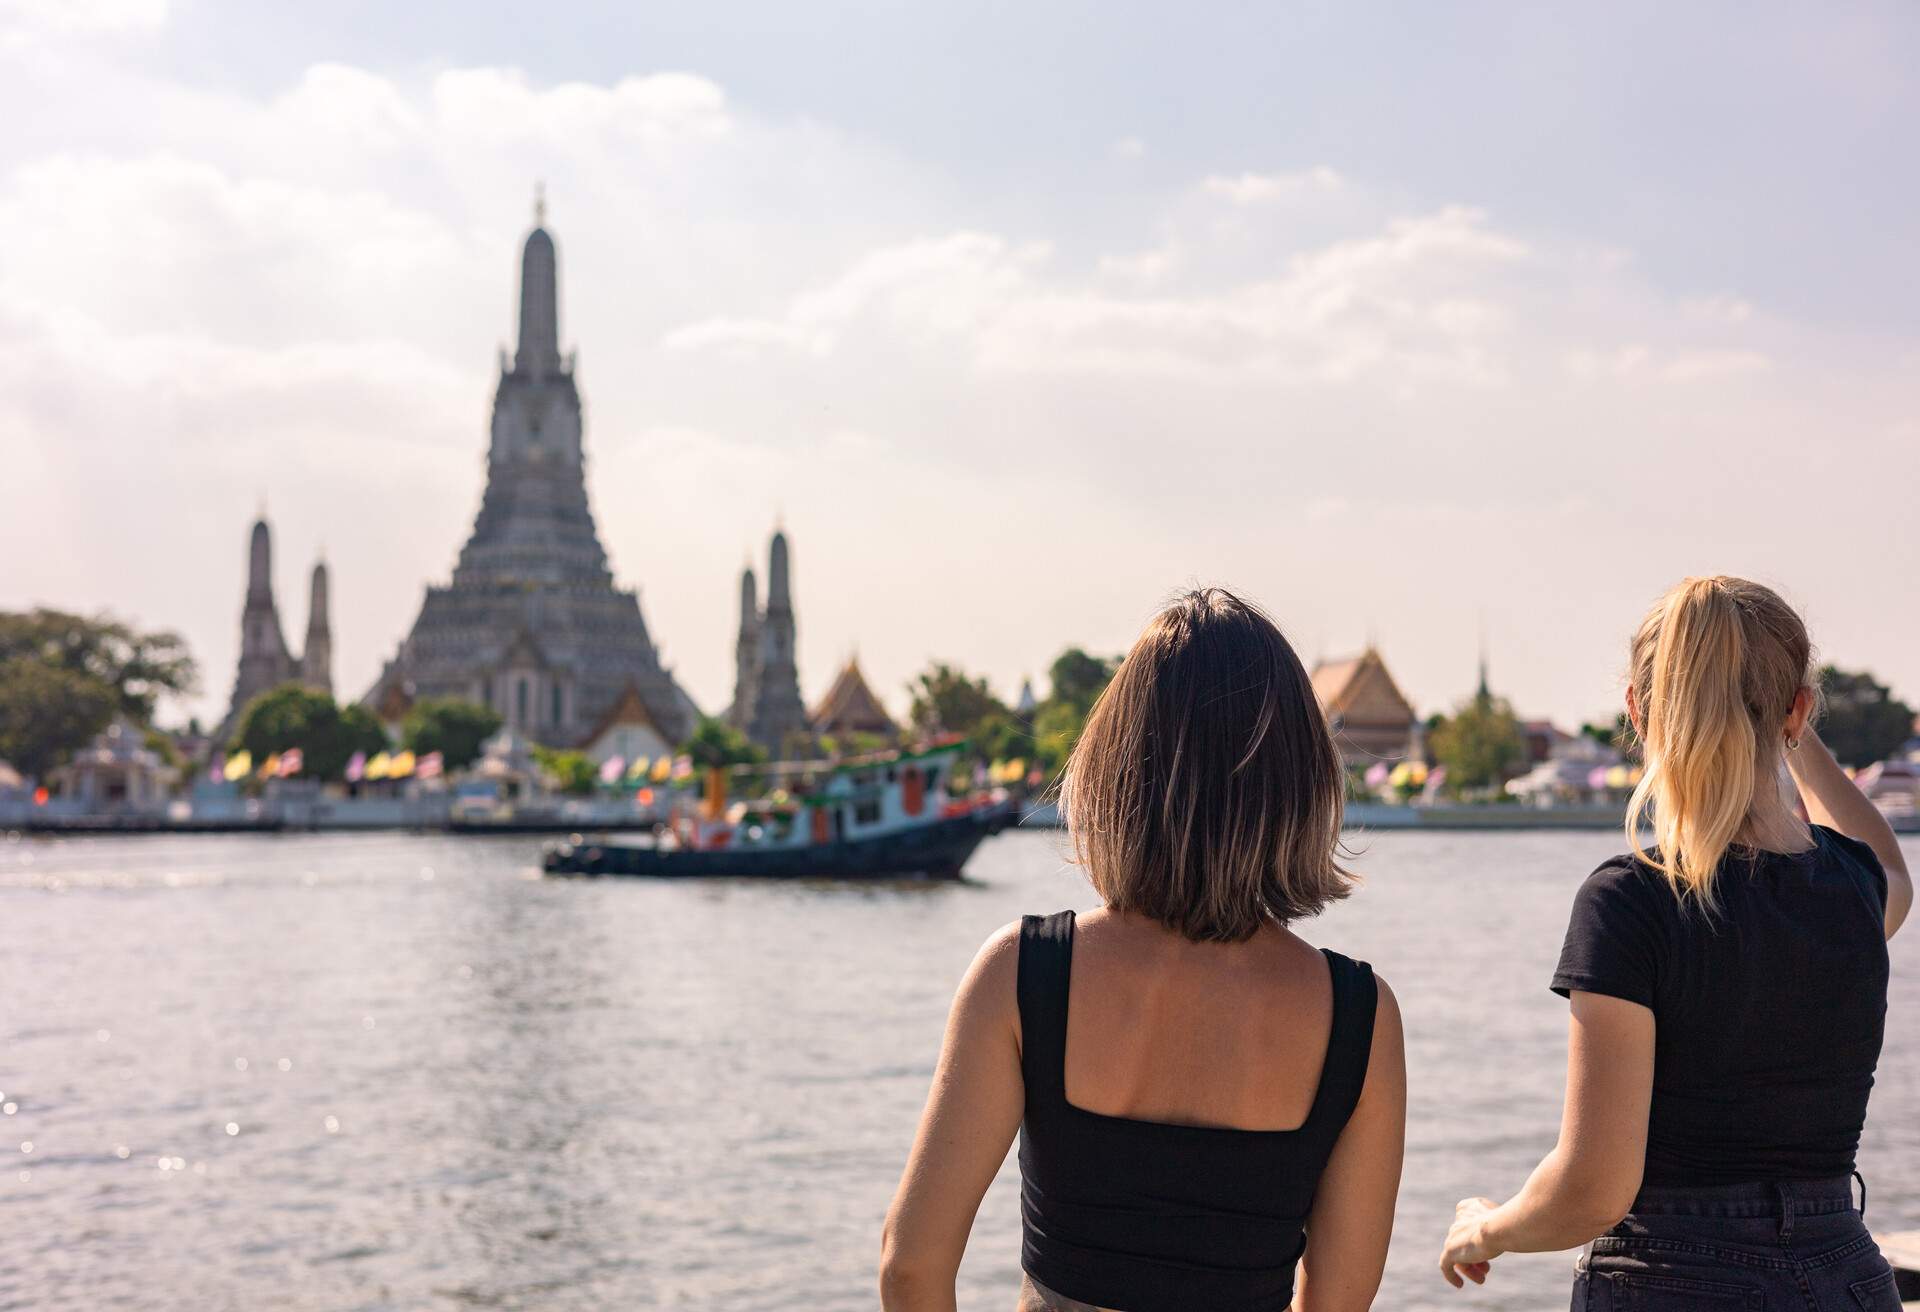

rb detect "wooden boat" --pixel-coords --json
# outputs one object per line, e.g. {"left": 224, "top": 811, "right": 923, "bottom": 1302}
{"left": 543, "top": 742, "right": 1015, "bottom": 880}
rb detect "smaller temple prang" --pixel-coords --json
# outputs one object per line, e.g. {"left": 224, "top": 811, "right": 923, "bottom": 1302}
{"left": 739, "top": 528, "right": 811, "bottom": 755}
{"left": 215, "top": 515, "right": 329, "bottom": 751}
{"left": 729, "top": 565, "right": 760, "bottom": 731}
{"left": 302, "top": 558, "right": 333, "bottom": 696}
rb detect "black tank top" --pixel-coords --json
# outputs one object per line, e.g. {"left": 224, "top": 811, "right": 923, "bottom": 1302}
{"left": 1017, "top": 911, "right": 1377, "bottom": 1312}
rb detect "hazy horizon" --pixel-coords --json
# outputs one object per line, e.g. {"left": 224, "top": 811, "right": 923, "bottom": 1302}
{"left": 3, "top": 1, "right": 1916, "bottom": 733}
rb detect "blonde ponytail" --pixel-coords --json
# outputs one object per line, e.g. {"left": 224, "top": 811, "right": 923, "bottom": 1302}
{"left": 1626, "top": 576, "right": 1811, "bottom": 908}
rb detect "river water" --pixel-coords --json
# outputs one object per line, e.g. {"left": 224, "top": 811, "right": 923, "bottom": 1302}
{"left": 2, "top": 828, "right": 1914, "bottom": 1310}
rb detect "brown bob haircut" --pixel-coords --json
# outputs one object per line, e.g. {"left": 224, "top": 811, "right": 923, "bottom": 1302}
{"left": 1060, "top": 587, "right": 1354, "bottom": 942}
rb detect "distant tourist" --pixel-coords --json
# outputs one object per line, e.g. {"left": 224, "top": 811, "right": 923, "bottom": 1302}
{"left": 1439, "top": 576, "right": 1912, "bottom": 1307}
{"left": 882, "top": 588, "right": 1405, "bottom": 1311}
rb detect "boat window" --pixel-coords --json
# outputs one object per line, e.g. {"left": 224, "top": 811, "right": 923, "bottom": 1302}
{"left": 854, "top": 798, "right": 882, "bottom": 826}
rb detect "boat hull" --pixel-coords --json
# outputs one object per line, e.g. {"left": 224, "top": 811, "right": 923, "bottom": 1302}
{"left": 543, "top": 805, "right": 1014, "bottom": 880}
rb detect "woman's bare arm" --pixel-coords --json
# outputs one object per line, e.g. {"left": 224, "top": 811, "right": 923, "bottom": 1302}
{"left": 880, "top": 923, "right": 1026, "bottom": 1311}
{"left": 1788, "top": 728, "right": 1912, "bottom": 938}
{"left": 1440, "top": 990, "right": 1654, "bottom": 1287}
{"left": 1293, "top": 977, "right": 1405, "bottom": 1312}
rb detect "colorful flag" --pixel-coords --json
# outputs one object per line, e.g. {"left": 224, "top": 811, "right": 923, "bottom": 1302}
{"left": 389, "top": 750, "right": 416, "bottom": 778}
{"left": 650, "top": 756, "right": 672, "bottom": 783}
{"left": 208, "top": 754, "right": 225, "bottom": 784}
{"left": 345, "top": 750, "right": 367, "bottom": 783}
{"left": 365, "top": 751, "right": 392, "bottom": 781}
{"left": 670, "top": 754, "right": 693, "bottom": 781}
{"left": 598, "top": 755, "right": 625, "bottom": 785}
{"left": 278, "top": 748, "right": 304, "bottom": 778}
{"left": 626, "top": 756, "right": 650, "bottom": 781}
{"left": 259, "top": 753, "right": 281, "bottom": 779}
{"left": 223, "top": 750, "right": 252, "bottom": 782}
{"left": 416, "top": 751, "right": 444, "bottom": 780}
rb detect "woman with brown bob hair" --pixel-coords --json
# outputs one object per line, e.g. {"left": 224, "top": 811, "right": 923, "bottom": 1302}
{"left": 883, "top": 588, "right": 1406, "bottom": 1312}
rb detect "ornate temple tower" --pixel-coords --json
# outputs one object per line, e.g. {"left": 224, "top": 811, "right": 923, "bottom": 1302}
{"left": 744, "top": 529, "right": 810, "bottom": 754}
{"left": 729, "top": 564, "right": 760, "bottom": 732}
{"left": 301, "top": 559, "right": 332, "bottom": 695}
{"left": 364, "top": 200, "right": 698, "bottom": 745}
{"left": 215, "top": 516, "right": 325, "bottom": 748}
{"left": 227, "top": 517, "right": 294, "bottom": 723}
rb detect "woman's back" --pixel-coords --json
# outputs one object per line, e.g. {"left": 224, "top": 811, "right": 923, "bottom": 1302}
{"left": 1018, "top": 909, "right": 1377, "bottom": 1311}
{"left": 1553, "top": 825, "right": 1890, "bottom": 1185}
{"left": 1062, "top": 908, "right": 1335, "bottom": 1132}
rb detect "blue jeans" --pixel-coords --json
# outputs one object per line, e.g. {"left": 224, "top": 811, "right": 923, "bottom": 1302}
{"left": 1573, "top": 1177, "right": 1902, "bottom": 1310}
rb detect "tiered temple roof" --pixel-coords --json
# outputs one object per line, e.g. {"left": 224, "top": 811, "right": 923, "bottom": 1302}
{"left": 810, "top": 657, "right": 897, "bottom": 740}
{"left": 1310, "top": 647, "right": 1418, "bottom": 765}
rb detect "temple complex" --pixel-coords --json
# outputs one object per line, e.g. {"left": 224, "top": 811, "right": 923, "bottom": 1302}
{"left": 215, "top": 516, "right": 331, "bottom": 747}
{"left": 363, "top": 201, "right": 698, "bottom": 747}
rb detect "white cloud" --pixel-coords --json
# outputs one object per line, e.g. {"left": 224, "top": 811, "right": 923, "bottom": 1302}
{"left": 1563, "top": 345, "right": 1772, "bottom": 383}
{"left": 1097, "top": 244, "right": 1179, "bottom": 283}
{"left": 1201, "top": 167, "right": 1342, "bottom": 204}
{"left": 0, "top": 0, "right": 166, "bottom": 36}
{"left": 666, "top": 205, "right": 1528, "bottom": 385}
{"left": 1109, "top": 136, "right": 1147, "bottom": 160}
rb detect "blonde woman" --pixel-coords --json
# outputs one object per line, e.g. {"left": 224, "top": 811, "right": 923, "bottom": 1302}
{"left": 1440, "top": 577, "right": 1913, "bottom": 1308}
{"left": 882, "top": 588, "right": 1406, "bottom": 1311}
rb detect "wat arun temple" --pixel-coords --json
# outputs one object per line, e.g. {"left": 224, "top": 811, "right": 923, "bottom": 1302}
{"left": 361, "top": 206, "right": 701, "bottom": 747}
{"left": 214, "top": 202, "right": 901, "bottom": 761}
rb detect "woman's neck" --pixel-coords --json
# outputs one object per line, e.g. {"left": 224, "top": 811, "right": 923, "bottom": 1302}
{"left": 1737, "top": 767, "right": 1814, "bottom": 855}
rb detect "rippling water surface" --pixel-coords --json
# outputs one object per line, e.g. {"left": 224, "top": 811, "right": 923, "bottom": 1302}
{"left": 2, "top": 828, "right": 1915, "bottom": 1310}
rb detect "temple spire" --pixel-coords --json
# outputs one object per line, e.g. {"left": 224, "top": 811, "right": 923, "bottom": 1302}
{"left": 767, "top": 530, "right": 792, "bottom": 611}
{"left": 514, "top": 197, "right": 560, "bottom": 376}
{"left": 303, "top": 558, "right": 333, "bottom": 695}
{"left": 247, "top": 517, "right": 273, "bottom": 605}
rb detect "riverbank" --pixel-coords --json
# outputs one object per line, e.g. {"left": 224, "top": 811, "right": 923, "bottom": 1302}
{"left": 10, "top": 798, "right": 1918, "bottom": 836}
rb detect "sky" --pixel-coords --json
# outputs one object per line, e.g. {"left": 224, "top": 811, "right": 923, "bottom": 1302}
{"left": 1, "top": 0, "right": 1916, "bottom": 732}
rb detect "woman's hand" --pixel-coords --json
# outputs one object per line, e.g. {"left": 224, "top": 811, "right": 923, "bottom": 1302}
{"left": 1439, "top": 1197, "right": 1502, "bottom": 1288}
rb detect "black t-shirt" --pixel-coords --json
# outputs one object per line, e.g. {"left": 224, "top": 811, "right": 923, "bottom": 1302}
{"left": 1551, "top": 825, "right": 1890, "bottom": 1186}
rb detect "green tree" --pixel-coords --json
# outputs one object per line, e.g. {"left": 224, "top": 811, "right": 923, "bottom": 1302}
{"left": 1029, "top": 700, "right": 1086, "bottom": 777}
{"left": 1818, "top": 666, "right": 1915, "bottom": 768}
{"left": 0, "top": 609, "right": 199, "bottom": 779}
{"left": 907, "top": 663, "right": 1008, "bottom": 739}
{"left": 680, "top": 716, "right": 767, "bottom": 770}
{"left": 1046, "top": 648, "right": 1121, "bottom": 716}
{"left": 401, "top": 698, "right": 502, "bottom": 772}
{"left": 533, "top": 747, "right": 598, "bottom": 796}
{"left": 1022, "top": 648, "right": 1122, "bottom": 775}
{"left": 1429, "top": 691, "right": 1530, "bottom": 797}
{"left": 232, "top": 684, "right": 387, "bottom": 780}
{"left": 0, "top": 609, "right": 196, "bottom": 723}
{"left": 965, "top": 709, "right": 1027, "bottom": 767}
{"left": 0, "top": 658, "right": 117, "bottom": 780}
